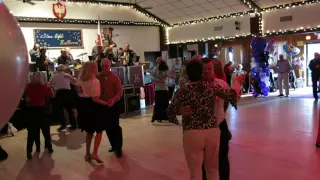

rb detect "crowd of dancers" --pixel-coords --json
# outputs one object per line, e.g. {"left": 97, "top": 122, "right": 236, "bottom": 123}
{"left": 24, "top": 59, "right": 123, "bottom": 162}
{"left": 10, "top": 53, "right": 320, "bottom": 180}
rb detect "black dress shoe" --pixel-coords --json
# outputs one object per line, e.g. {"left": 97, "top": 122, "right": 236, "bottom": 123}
{"left": 115, "top": 150, "right": 123, "bottom": 158}
{"left": 27, "top": 153, "right": 32, "bottom": 160}
{"left": 278, "top": 94, "right": 284, "bottom": 97}
{"left": 108, "top": 148, "right": 114, "bottom": 152}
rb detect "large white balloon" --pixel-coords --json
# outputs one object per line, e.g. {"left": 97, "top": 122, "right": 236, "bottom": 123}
{"left": 0, "top": 2, "right": 29, "bottom": 129}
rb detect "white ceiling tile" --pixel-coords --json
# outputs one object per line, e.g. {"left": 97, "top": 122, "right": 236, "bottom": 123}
{"left": 149, "top": 7, "right": 164, "bottom": 13}
{"left": 138, "top": 2, "right": 150, "bottom": 8}
{"left": 190, "top": 6, "right": 207, "bottom": 13}
{"left": 181, "top": 0, "right": 197, "bottom": 6}
{"left": 182, "top": 8, "right": 197, "bottom": 15}
{"left": 172, "top": 1, "right": 188, "bottom": 8}
{"left": 232, "top": 4, "right": 249, "bottom": 12}
{"left": 223, "top": 0, "right": 241, "bottom": 6}
{"left": 193, "top": 0, "right": 209, "bottom": 3}
{"left": 200, "top": 2, "right": 217, "bottom": 11}
{"left": 144, "top": 0, "right": 159, "bottom": 7}
{"left": 161, "top": 4, "right": 177, "bottom": 11}
{"left": 151, "top": 0, "right": 168, "bottom": 5}
{"left": 209, "top": 9, "right": 224, "bottom": 16}
{"left": 220, "top": 7, "right": 235, "bottom": 14}
{"left": 172, "top": 10, "right": 187, "bottom": 16}
{"left": 211, "top": 0, "right": 229, "bottom": 8}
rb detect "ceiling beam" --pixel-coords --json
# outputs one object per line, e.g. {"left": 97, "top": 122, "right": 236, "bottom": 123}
{"left": 238, "top": 0, "right": 262, "bottom": 12}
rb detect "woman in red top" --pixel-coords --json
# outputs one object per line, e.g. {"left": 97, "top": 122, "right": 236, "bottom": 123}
{"left": 25, "top": 72, "right": 52, "bottom": 160}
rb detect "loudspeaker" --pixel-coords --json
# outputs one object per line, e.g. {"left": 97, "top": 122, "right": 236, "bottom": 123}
{"left": 250, "top": 16, "right": 260, "bottom": 35}
{"left": 168, "top": 44, "right": 178, "bottom": 58}
{"left": 125, "top": 94, "right": 140, "bottom": 113}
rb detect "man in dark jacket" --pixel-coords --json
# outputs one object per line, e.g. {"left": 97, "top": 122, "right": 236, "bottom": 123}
{"left": 308, "top": 52, "right": 320, "bottom": 100}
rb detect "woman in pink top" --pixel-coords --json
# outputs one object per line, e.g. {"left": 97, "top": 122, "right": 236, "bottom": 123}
{"left": 77, "top": 62, "right": 109, "bottom": 163}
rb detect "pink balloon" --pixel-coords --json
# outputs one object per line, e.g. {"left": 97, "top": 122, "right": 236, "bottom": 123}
{"left": 0, "top": 3, "right": 29, "bottom": 129}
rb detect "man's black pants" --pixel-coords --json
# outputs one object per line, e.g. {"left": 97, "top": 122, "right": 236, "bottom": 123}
{"left": 312, "top": 76, "right": 319, "bottom": 99}
{"left": 105, "top": 104, "right": 123, "bottom": 152}
{"left": 203, "top": 119, "right": 231, "bottom": 180}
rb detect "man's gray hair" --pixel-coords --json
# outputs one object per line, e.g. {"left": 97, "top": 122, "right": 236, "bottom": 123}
{"left": 56, "top": 64, "right": 67, "bottom": 71}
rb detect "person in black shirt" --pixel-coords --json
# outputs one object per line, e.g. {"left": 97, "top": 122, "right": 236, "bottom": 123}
{"left": 29, "top": 43, "right": 40, "bottom": 63}
{"left": 94, "top": 46, "right": 107, "bottom": 72}
{"left": 57, "top": 49, "right": 73, "bottom": 65}
{"left": 309, "top": 52, "right": 320, "bottom": 100}
{"left": 36, "top": 47, "right": 49, "bottom": 71}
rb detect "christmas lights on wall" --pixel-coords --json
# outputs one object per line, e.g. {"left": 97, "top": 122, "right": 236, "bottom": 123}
{"left": 171, "top": 11, "right": 254, "bottom": 27}
{"left": 167, "top": 34, "right": 253, "bottom": 44}
{"left": 261, "top": 0, "right": 320, "bottom": 12}
{"left": 10, "top": 0, "right": 169, "bottom": 27}
{"left": 262, "top": 25, "right": 320, "bottom": 36}
{"left": 15, "top": 16, "right": 161, "bottom": 26}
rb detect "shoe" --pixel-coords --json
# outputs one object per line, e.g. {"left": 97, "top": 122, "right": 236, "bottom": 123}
{"left": 84, "top": 154, "right": 92, "bottom": 162}
{"left": 115, "top": 150, "right": 123, "bottom": 158}
{"left": 27, "top": 153, "right": 32, "bottom": 160}
{"left": 108, "top": 148, "right": 114, "bottom": 152}
{"left": 69, "top": 126, "right": 77, "bottom": 130}
{"left": 57, "top": 126, "right": 66, "bottom": 131}
{"left": 278, "top": 94, "right": 284, "bottom": 97}
{"left": 91, "top": 154, "right": 104, "bottom": 164}
{"left": 45, "top": 147, "right": 53, "bottom": 153}
{"left": 316, "top": 144, "right": 320, "bottom": 148}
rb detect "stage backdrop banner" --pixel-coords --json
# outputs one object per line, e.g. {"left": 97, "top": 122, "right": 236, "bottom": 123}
{"left": 34, "top": 29, "right": 83, "bottom": 48}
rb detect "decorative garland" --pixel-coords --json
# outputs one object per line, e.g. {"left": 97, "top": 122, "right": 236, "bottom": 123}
{"left": 15, "top": 16, "right": 161, "bottom": 26}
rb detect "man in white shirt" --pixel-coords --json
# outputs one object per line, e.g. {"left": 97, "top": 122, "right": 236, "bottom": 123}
{"left": 276, "top": 54, "right": 292, "bottom": 97}
{"left": 49, "top": 64, "right": 77, "bottom": 131}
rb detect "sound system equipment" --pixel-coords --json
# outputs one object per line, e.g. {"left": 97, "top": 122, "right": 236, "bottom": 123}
{"left": 119, "top": 84, "right": 140, "bottom": 115}
{"left": 125, "top": 94, "right": 141, "bottom": 113}
{"left": 250, "top": 16, "right": 260, "bottom": 35}
{"left": 168, "top": 44, "right": 178, "bottom": 58}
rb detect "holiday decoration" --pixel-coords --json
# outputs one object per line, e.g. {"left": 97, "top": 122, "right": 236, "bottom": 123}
{"left": 0, "top": 2, "right": 29, "bottom": 129}
{"left": 250, "top": 37, "right": 271, "bottom": 97}
{"left": 283, "top": 44, "right": 300, "bottom": 57}
{"left": 53, "top": 2, "right": 67, "bottom": 20}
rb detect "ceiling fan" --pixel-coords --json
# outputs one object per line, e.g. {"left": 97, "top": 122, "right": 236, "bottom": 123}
{"left": 22, "top": 0, "right": 36, "bottom": 5}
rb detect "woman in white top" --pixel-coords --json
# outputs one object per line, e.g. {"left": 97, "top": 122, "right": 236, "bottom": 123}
{"left": 77, "top": 61, "right": 109, "bottom": 164}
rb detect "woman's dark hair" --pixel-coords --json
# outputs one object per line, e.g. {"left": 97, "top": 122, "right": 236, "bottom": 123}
{"left": 158, "top": 61, "right": 169, "bottom": 71}
{"left": 186, "top": 59, "right": 203, "bottom": 82}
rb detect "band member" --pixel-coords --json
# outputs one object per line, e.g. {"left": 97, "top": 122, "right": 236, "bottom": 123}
{"left": 94, "top": 46, "right": 107, "bottom": 72}
{"left": 102, "top": 27, "right": 116, "bottom": 50}
{"left": 97, "top": 59, "right": 123, "bottom": 158}
{"left": 65, "top": 47, "right": 74, "bottom": 62}
{"left": 29, "top": 43, "right": 40, "bottom": 63}
{"left": 57, "top": 49, "right": 74, "bottom": 65}
{"left": 309, "top": 52, "right": 320, "bottom": 100}
{"left": 122, "top": 43, "right": 136, "bottom": 66}
{"left": 91, "top": 40, "right": 100, "bottom": 60}
{"left": 36, "top": 47, "right": 49, "bottom": 71}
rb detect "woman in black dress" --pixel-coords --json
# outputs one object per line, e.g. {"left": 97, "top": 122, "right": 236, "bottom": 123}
{"left": 77, "top": 62, "right": 109, "bottom": 163}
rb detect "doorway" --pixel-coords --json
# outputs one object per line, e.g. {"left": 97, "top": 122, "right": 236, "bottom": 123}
{"left": 306, "top": 43, "right": 320, "bottom": 86}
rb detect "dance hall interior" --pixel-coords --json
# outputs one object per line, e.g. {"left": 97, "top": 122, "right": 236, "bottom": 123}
{"left": 1, "top": 0, "right": 320, "bottom": 180}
